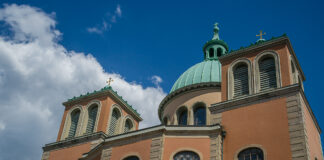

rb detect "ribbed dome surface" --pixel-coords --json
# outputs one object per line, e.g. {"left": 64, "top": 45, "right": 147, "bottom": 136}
{"left": 170, "top": 60, "right": 221, "bottom": 93}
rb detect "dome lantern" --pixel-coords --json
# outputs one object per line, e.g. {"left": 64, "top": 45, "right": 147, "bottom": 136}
{"left": 203, "top": 23, "right": 229, "bottom": 61}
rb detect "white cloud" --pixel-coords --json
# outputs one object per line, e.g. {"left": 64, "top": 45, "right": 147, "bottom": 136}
{"left": 115, "top": 4, "right": 122, "bottom": 17}
{"left": 0, "top": 121, "right": 5, "bottom": 131}
{"left": 87, "top": 27, "right": 104, "bottom": 34}
{"left": 87, "top": 4, "right": 122, "bottom": 34}
{"left": 151, "top": 75, "right": 163, "bottom": 86}
{"left": 0, "top": 4, "right": 166, "bottom": 160}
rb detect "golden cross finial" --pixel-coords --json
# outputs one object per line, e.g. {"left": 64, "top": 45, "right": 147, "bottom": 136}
{"left": 106, "top": 78, "right": 114, "bottom": 86}
{"left": 256, "top": 30, "right": 266, "bottom": 40}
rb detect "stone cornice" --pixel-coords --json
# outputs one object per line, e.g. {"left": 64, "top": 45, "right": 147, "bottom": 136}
{"left": 158, "top": 82, "right": 221, "bottom": 121}
{"left": 209, "top": 84, "right": 300, "bottom": 113}
{"left": 63, "top": 86, "right": 142, "bottom": 121}
{"left": 209, "top": 84, "right": 321, "bottom": 133}
{"left": 80, "top": 125, "right": 221, "bottom": 159}
{"left": 219, "top": 35, "right": 306, "bottom": 81}
{"left": 43, "top": 132, "right": 107, "bottom": 152}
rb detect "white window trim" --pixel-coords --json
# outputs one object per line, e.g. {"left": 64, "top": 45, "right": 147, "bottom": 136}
{"left": 106, "top": 104, "right": 123, "bottom": 135}
{"left": 122, "top": 115, "right": 136, "bottom": 133}
{"left": 80, "top": 100, "right": 102, "bottom": 135}
{"left": 227, "top": 58, "right": 253, "bottom": 100}
{"left": 60, "top": 105, "right": 84, "bottom": 140}
{"left": 254, "top": 51, "right": 282, "bottom": 93}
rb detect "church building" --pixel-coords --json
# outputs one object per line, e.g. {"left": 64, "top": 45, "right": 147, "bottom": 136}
{"left": 42, "top": 23, "right": 323, "bottom": 160}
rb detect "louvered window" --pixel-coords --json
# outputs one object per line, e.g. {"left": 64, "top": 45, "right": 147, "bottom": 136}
{"left": 124, "top": 119, "right": 133, "bottom": 133}
{"left": 178, "top": 109, "right": 187, "bottom": 125}
{"left": 238, "top": 147, "right": 264, "bottom": 160}
{"left": 233, "top": 64, "right": 249, "bottom": 97}
{"left": 68, "top": 110, "right": 80, "bottom": 138}
{"left": 108, "top": 109, "right": 120, "bottom": 136}
{"left": 85, "top": 106, "right": 98, "bottom": 134}
{"left": 194, "top": 107, "right": 206, "bottom": 126}
{"left": 174, "top": 151, "right": 200, "bottom": 160}
{"left": 259, "top": 57, "right": 277, "bottom": 90}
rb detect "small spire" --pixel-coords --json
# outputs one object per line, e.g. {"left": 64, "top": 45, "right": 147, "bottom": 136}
{"left": 212, "top": 22, "right": 220, "bottom": 40}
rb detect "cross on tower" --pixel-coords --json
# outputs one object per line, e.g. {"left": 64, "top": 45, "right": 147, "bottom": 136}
{"left": 106, "top": 78, "right": 114, "bottom": 86}
{"left": 256, "top": 30, "right": 266, "bottom": 41}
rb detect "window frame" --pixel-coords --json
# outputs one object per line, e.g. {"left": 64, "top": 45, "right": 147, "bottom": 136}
{"left": 177, "top": 106, "right": 188, "bottom": 125}
{"left": 82, "top": 100, "right": 101, "bottom": 135}
{"left": 60, "top": 105, "right": 84, "bottom": 140}
{"left": 254, "top": 51, "right": 281, "bottom": 93}
{"left": 107, "top": 104, "right": 123, "bottom": 135}
{"left": 234, "top": 144, "right": 267, "bottom": 160}
{"left": 228, "top": 58, "right": 253, "bottom": 100}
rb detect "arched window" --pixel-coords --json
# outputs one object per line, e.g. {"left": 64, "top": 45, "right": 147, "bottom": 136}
{"left": 68, "top": 109, "right": 81, "bottom": 138}
{"left": 259, "top": 57, "right": 277, "bottom": 90}
{"left": 238, "top": 147, "right": 264, "bottom": 160}
{"left": 209, "top": 48, "right": 214, "bottom": 58}
{"left": 123, "top": 156, "right": 140, "bottom": 160}
{"left": 174, "top": 151, "right": 200, "bottom": 160}
{"left": 194, "top": 107, "right": 206, "bottom": 125}
{"left": 108, "top": 108, "right": 121, "bottom": 136}
{"left": 217, "top": 48, "right": 222, "bottom": 57}
{"left": 178, "top": 108, "right": 188, "bottom": 125}
{"left": 233, "top": 63, "right": 249, "bottom": 97}
{"left": 124, "top": 119, "right": 133, "bottom": 133}
{"left": 163, "top": 117, "right": 168, "bottom": 125}
{"left": 85, "top": 105, "right": 98, "bottom": 134}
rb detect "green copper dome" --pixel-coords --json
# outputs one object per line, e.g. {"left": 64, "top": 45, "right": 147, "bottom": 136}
{"left": 170, "top": 60, "right": 221, "bottom": 93}
{"left": 169, "top": 23, "right": 228, "bottom": 93}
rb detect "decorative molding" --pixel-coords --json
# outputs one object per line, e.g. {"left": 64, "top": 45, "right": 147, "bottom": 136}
{"left": 81, "top": 125, "right": 221, "bottom": 159}
{"left": 210, "top": 133, "right": 222, "bottom": 160}
{"left": 63, "top": 86, "right": 142, "bottom": 121}
{"left": 218, "top": 35, "right": 306, "bottom": 81}
{"left": 100, "top": 148, "right": 112, "bottom": 160}
{"left": 43, "top": 132, "right": 107, "bottom": 152}
{"left": 286, "top": 94, "right": 309, "bottom": 160}
{"left": 150, "top": 136, "right": 164, "bottom": 160}
{"left": 41, "top": 151, "right": 49, "bottom": 160}
{"left": 210, "top": 84, "right": 300, "bottom": 114}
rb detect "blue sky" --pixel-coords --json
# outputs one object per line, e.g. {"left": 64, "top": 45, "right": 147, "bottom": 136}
{"left": 0, "top": 0, "right": 323, "bottom": 159}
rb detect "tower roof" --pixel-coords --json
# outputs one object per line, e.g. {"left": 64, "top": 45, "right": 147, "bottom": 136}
{"left": 170, "top": 60, "right": 221, "bottom": 93}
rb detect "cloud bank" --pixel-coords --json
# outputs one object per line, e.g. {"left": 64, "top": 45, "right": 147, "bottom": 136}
{"left": 0, "top": 4, "right": 166, "bottom": 160}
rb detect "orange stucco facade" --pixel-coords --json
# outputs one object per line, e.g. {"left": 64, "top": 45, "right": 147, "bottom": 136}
{"left": 110, "top": 139, "right": 152, "bottom": 160}
{"left": 163, "top": 137, "right": 210, "bottom": 160}
{"left": 49, "top": 142, "right": 91, "bottom": 160}
{"left": 222, "top": 97, "right": 292, "bottom": 160}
